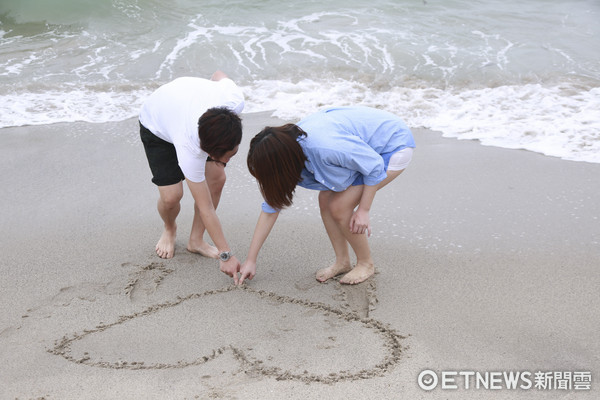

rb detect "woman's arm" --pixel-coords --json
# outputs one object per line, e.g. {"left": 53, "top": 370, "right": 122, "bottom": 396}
{"left": 186, "top": 178, "right": 241, "bottom": 283}
{"left": 350, "top": 184, "right": 377, "bottom": 236}
{"left": 239, "top": 210, "right": 280, "bottom": 284}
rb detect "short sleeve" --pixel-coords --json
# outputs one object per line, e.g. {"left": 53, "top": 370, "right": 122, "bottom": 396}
{"left": 337, "top": 144, "right": 387, "bottom": 186}
{"left": 174, "top": 143, "right": 207, "bottom": 183}
{"left": 261, "top": 202, "right": 280, "bottom": 214}
{"left": 311, "top": 140, "right": 386, "bottom": 189}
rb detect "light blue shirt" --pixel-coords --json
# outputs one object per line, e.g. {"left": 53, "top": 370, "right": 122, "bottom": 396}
{"left": 261, "top": 106, "right": 415, "bottom": 213}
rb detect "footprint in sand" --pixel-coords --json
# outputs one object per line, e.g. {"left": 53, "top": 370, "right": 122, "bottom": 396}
{"left": 124, "top": 262, "right": 173, "bottom": 302}
{"left": 335, "top": 278, "right": 379, "bottom": 318}
{"left": 49, "top": 286, "right": 405, "bottom": 384}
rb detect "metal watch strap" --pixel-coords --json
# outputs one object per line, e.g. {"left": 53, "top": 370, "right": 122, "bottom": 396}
{"left": 218, "top": 251, "right": 232, "bottom": 261}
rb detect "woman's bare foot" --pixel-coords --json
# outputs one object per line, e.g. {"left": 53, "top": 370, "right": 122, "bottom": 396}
{"left": 156, "top": 228, "right": 176, "bottom": 259}
{"left": 316, "top": 261, "right": 352, "bottom": 283}
{"left": 339, "top": 261, "right": 374, "bottom": 285}
{"left": 187, "top": 239, "right": 219, "bottom": 259}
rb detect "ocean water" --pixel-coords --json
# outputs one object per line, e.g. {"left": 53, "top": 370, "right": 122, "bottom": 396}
{"left": 1, "top": 0, "right": 599, "bottom": 162}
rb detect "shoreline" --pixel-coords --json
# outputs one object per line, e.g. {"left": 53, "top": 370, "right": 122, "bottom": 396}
{"left": 1, "top": 114, "right": 598, "bottom": 399}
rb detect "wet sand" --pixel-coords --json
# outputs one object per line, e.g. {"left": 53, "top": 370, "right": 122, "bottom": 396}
{"left": 1, "top": 113, "right": 598, "bottom": 399}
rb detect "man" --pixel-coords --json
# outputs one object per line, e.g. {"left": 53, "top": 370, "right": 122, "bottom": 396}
{"left": 139, "top": 71, "right": 243, "bottom": 283}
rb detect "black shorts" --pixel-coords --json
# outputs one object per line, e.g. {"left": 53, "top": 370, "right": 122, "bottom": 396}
{"left": 140, "top": 122, "right": 185, "bottom": 186}
{"left": 140, "top": 123, "right": 226, "bottom": 186}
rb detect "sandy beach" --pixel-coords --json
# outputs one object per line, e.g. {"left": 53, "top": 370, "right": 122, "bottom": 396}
{"left": 1, "top": 112, "right": 598, "bottom": 399}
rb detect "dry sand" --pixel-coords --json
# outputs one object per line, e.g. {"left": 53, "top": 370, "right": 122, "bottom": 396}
{"left": 1, "top": 112, "right": 598, "bottom": 399}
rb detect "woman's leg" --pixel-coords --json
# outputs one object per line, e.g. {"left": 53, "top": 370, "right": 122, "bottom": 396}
{"left": 317, "top": 169, "right": 406, "bottom": 284}
{"left": 187, "top": 161, "right": 226, "bottom": 258}
{"left": 316, "top": 191, "right": 353, "bottom": 281}
{"left": 326, "top": 185, "right": 375, "bottom": 284}
{"left": 340, "top": 170, "right": 406, "bottom": 284}
{"left": 156, "top": 182, "right": 184, "bottom": 259}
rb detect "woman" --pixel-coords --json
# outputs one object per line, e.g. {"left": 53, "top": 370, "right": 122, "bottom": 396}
{"left": 239, "top": 106, "right": 415, "bottom": 285}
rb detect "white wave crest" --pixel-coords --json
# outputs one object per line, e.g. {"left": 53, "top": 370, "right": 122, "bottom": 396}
{"left": 1, "top": 80, "right": 598, "bottom": 164}
{"left": 0, "top": 87, "right": 151, "bottom": 128}
{"left": 243, "top": 80, "right": 600, "bottom": 163}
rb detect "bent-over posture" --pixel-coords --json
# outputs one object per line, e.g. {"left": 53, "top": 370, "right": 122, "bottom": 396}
{"left": 139, "top": 71, "right": 244, "bottom": 283}
{"left": 240, "top": 106, "right": 415, "bottom": 285}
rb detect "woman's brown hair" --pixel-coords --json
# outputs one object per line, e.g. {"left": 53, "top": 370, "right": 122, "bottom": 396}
{"left": 247, "top": 124, "right": 307, "bottom": 210}
{"left": 198, "top": 107, "right": 242, "bottom": 158}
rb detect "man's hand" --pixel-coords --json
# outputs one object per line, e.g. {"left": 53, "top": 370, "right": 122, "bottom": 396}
{"left": 239, "top": 260, "right": 257, "bottom": 285}
{"left": 220, "top": 256, "right": 241, "bottom": 285}
{"left": 349, "top": 208, "right": 372, "bottom": 237}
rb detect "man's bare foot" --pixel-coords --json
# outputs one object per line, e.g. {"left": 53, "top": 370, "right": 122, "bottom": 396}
{"left": 316, "top": 261, "right": 352, "bottom": 283}
{"left": 156, "top": 228, "right": 176, "bottom": 259}
{"left": 187, "top": 239, "right": 219, "bottom": 259}
{"left": 339, "top": 261, "right": 374, "bottom": 285}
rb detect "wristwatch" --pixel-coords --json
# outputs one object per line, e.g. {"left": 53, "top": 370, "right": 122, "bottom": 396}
{"left": 218, "top": 251, "right": 232, "bottom": 262}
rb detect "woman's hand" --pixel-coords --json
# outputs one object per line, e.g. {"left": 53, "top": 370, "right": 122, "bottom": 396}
{"left": 350, "top": 208, "right": 372, "bottom": 237}
{"left": 239, "top": 260, "right": 257, "bottom": 285}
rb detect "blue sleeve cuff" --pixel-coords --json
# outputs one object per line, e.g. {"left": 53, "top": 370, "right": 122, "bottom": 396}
{"left": 363, "top": 171, "right": 388, "bottom": 186}
{"left": 261, "top": 201, "right": 280, "bottom": 214}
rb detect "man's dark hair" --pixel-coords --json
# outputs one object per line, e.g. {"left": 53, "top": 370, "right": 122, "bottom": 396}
{"left": 198, "top": 107, "right": 242, "bottom": 158}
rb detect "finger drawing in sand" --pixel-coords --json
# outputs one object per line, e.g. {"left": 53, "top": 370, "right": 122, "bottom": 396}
{"left": 241, "top": 106, "right": 415, "bottom": 285}
{"left": 139, "top": 70, "right": 244, "bottom": 283}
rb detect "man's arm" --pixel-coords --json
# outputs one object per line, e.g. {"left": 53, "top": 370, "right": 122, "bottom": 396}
{"left": 211, "top": 70, "right": 228, "bottom": 81}
{"left": 186, "top": 178, "right": 241, "bottom": 283}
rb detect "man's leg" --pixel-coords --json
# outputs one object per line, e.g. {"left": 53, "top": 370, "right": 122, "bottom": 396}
{"left": 187, "top": 161, "right": 226, "bottom": 258}
{"left": 156, "top": 182, "right": 184, "bottom": 259}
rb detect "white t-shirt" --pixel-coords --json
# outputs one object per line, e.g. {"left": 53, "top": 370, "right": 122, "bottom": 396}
{"left": 139, "top": 77, "right": 245, "bottom": 182}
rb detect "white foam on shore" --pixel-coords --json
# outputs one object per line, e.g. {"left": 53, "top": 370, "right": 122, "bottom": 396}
{"left": 243, "top": 79, "right": 600, "bottom": 164}
{"left": 1, "top": 79, "right": 598, "bottom": 164}
{"left": 2, "top": 1, "right": 598, "bottom": 163}
{"left": 0, "top": 88, "right": 150, "bottom": 127}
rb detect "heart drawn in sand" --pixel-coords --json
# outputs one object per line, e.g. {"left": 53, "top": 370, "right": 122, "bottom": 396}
{"left": 49, "top": 286, "right": 404, "bottom": 384}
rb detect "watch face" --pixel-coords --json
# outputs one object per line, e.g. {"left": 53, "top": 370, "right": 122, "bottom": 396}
{"left": 219, "top": 252, "right": 230, "bottom": 261}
